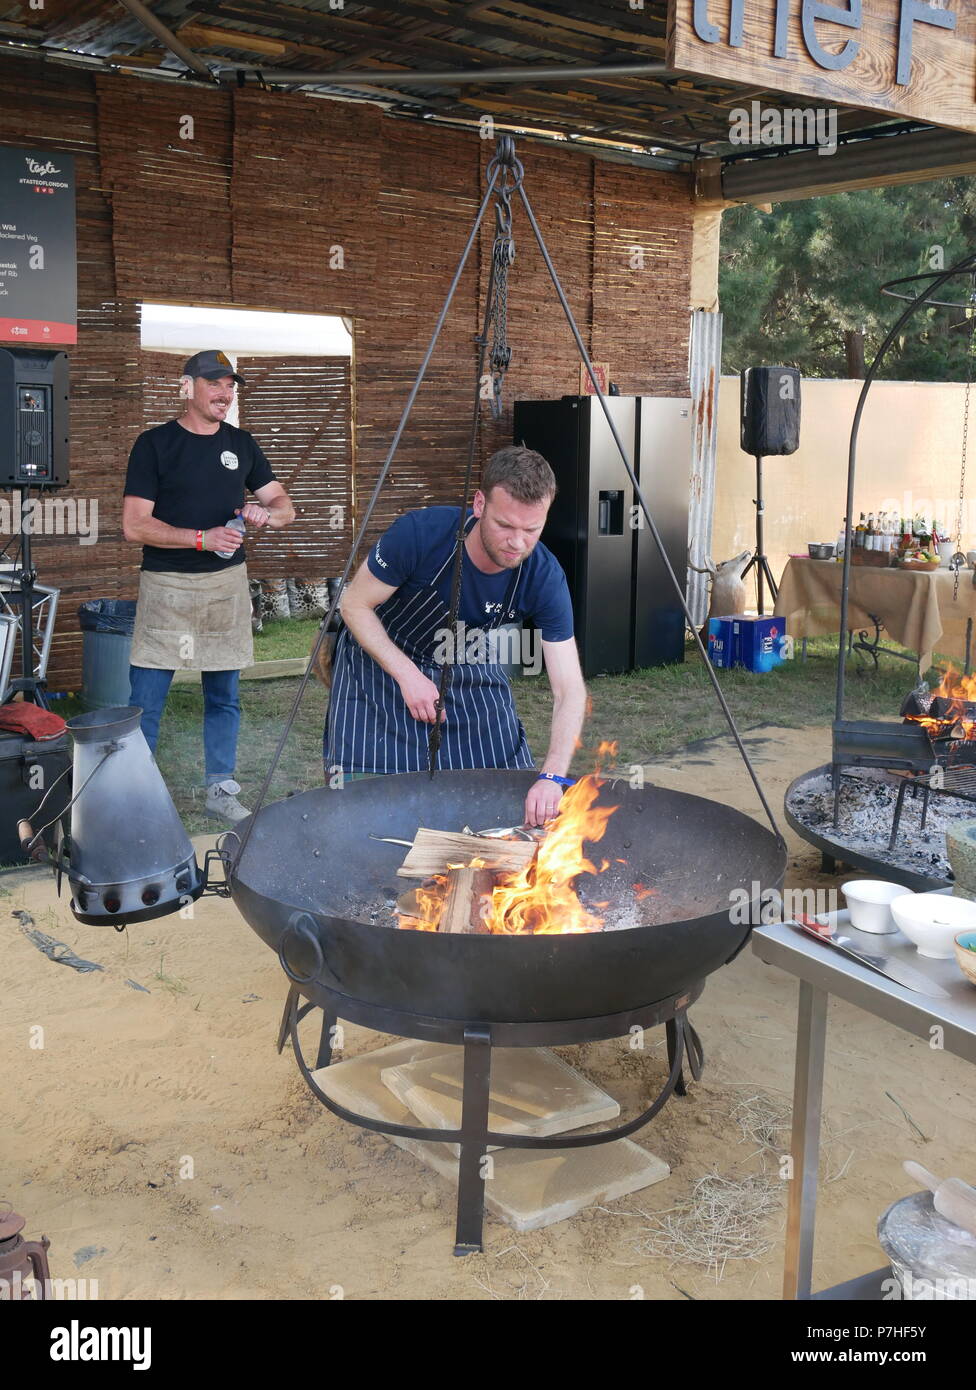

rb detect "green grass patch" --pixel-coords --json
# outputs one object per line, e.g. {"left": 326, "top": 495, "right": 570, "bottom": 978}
{"left": 252, "top": 616, "right": 321, "bottom": 662}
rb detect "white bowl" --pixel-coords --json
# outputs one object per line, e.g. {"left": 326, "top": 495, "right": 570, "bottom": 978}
{"left": 890, "top": 892, "right": 976, "bottom": 959}
{"left": 841, "top": 879, "right": 904, "bottom": 934}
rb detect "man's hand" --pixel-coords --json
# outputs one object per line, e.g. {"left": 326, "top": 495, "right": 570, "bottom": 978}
{"left": 397, "top": 667, "right": 447, "bottom": 724}
{"left": 524, "top": 777, "right": 564, "bottom": 827}
{"left": 239, "top": 502, "right": 270, "bottom": 528}
{"left": 207, "top": 524, "right": 244, "bottom": 553}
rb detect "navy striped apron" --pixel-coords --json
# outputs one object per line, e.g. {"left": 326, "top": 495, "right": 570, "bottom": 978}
{"left": 324, "top": 518, "right": 534, "bottom": 775}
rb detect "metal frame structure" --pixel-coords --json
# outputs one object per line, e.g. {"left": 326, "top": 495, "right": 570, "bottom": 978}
{"left": 276, "top": 979, "right": 703, "bottom": 1255}
{"left": 0, "top": 574, "right": 59, "bottom": 704}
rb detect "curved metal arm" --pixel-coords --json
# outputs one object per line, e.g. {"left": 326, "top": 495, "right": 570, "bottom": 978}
{"left": 837, "top": 251, "right": 976, "bottom": 722}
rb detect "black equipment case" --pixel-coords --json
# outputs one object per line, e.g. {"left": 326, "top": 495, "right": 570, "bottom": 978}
{"left": 0, "top": 731, "right": 71, "bottom": 867}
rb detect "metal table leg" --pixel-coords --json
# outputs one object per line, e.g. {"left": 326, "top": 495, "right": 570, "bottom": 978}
{"left": 783, "top": 980, "right": 828, "bottom": 1300}
{"left": 454, "top": 1025, "right": 492, "bottom": 1256}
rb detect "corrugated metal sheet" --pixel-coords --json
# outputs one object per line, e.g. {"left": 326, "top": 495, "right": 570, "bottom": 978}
{"left": 686, "top": 308, "right": 723, "bottom": 627}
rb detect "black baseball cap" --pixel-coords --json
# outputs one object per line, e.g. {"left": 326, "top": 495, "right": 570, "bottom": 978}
{"left": 182, "top": 349, "right": 245, "bottom": 386}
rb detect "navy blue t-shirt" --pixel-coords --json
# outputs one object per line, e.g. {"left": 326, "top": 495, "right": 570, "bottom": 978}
{"left": 367, "top": 506, "right": 574, "bottom": 641}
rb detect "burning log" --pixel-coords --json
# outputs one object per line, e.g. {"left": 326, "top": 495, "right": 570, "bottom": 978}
{"left": 396, "top": 828, "right": 537, "bottom": 879}
{"left": 395, "top": 865, "right": 502, "bottom": 933}
{"left": 440, "top": 865, "right": 499, "bottom": 934}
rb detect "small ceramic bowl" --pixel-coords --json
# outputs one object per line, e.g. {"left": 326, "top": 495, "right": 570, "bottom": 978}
{"left": 954, "top": 931, "right": 976, "bottom": 986}
{"left": 841, "top": 879, "right": 904, "bottom": 934}
{"left": 890, "top": 893, "right": 976, "bottom": 959}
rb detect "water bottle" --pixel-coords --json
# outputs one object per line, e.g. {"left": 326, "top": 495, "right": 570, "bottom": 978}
{"left": 214, "top": 513, "right": 246, "bottom": 560}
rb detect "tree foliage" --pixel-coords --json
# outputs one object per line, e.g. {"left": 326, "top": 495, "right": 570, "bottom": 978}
{"left": 719, "top": 179, "right": 976, "bottom": 380}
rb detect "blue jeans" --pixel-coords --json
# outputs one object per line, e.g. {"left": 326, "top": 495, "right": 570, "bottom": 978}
{"left": 128, "top": 665, "right": 241, "bottom": 785}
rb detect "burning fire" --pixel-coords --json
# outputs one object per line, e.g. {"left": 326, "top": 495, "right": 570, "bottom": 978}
{"left": 396, "top": 743, "right": 653, "bottom": 936}
{"left": 904, "top": 664, "right": 976, "bottom": 739}
{"left": 482, "top": 774, "right": 617, "bottom": 934}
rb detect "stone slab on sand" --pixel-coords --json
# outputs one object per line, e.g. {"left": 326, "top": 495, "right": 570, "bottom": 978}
{"left": 315, "top": 1041, "right": 667, "bottom": 1233}
{"left": 381, "top": 1045, "right": 620, "bottom": 1141}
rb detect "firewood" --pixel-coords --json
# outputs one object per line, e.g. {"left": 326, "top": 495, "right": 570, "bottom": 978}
{"left": 396, "top": 827, "right": 536, "bottom": 879}
{"left": 440, "top": 865, "right": 499, "bottom": 934}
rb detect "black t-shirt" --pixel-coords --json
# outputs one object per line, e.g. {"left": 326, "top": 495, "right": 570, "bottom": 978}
{"left": 123, "top": 419, "right": 276, "bottom": 572}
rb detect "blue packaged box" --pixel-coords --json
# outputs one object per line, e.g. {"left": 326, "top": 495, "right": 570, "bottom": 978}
{"left": 733, "top": 615, "right": 788, "bottom": 673}
{"left": 707, "top": 615, "right": 789, "bottom": 671}
{"left": 706, "top": 616, "right": 737, "bottom": 668}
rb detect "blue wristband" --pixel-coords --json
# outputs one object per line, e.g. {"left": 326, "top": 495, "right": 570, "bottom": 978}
{"left": 536, "top": 772, "right": 575, "bottom": 788}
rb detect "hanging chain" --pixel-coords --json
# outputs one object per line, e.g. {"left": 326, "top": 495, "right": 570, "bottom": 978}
{"left": 427, "top": 137, "right": 523, "bottom": 775}
{"left": 953, "top": 273, "right": 976, "bottom": 601}
{"left": 484, "top": 147, "right": 521, "bottom": 420}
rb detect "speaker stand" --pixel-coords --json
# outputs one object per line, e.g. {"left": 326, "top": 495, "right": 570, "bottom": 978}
{"left": 741, "top": 454, "right": 778, "bottom": 617}
{"left": 1, "top": 488, "right": 50, "bottom": 708}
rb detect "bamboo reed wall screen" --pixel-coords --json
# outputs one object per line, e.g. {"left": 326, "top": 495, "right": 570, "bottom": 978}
{"left": 0, "top": 63, "right": 693, "bottom": 687}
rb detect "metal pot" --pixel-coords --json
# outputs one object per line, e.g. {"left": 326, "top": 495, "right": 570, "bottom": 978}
{"left": 229, "top": 770, "right": 786, "bottom": 1024}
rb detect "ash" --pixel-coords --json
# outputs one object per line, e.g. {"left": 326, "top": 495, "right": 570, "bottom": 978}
{"left": 787, "top": 770, "right": 972, "bottom": 879}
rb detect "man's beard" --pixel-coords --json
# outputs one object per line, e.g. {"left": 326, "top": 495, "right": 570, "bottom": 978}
{"left": 480, "top": 528, "right": 527, "bottom": 569}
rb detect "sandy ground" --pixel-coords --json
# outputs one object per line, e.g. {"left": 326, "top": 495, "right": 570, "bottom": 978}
{"left": 3, "top": 722, "right": 976, "bottom": 1301}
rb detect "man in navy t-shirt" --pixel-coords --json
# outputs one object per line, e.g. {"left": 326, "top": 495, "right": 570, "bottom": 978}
{"left": 327, "top": 445, "right": 587, "bottom": 826}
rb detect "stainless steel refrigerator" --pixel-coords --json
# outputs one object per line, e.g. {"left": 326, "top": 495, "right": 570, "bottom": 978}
{"left": 513, "top": 394, "right": 691, "bottom": 677}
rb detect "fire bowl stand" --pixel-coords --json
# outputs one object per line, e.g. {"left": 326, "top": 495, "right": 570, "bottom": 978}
{"left": 276, "top": 980, "right": 704, "bottom": 1256}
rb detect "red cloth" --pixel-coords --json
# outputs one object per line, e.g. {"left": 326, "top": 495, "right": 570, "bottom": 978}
{"left": 0, "top": 703, "right": 66, "bottom": 740}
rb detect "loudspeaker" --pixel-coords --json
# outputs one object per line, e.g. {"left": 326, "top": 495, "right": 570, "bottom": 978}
{"left": 0, "top": 347, "right": 70, "bottom": 488}
{"left": 740, "top": 366, "right": 800, "bottom": 456}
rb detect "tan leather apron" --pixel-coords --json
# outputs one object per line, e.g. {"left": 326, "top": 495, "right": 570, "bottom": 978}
{"left": 129, "top": 565, "right": 254, "bottom": 672}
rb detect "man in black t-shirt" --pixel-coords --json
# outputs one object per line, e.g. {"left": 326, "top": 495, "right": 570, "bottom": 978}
{"left": 123, "top": 349, "right": 295, "bottom": 823}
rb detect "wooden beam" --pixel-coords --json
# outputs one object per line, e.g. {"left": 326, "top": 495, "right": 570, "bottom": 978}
{"left": 722, "top": 126, "right": 976, "bottom": 203}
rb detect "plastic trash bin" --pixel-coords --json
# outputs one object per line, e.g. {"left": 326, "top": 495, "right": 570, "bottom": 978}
{"left": 78, "top": 599, "right": 137, "bottom": 710}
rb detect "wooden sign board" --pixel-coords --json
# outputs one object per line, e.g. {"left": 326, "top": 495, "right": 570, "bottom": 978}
{"left": 667, "top": 0, "right": 976, "bottom": 136}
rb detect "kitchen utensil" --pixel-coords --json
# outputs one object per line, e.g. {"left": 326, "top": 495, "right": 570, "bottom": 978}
{"left": 904, "top": 1161, "right": 976, "bottom": 1240}
{"left": 890, "top": 891, "right": 976, "bottom": 959}
{"left": 840, "top": 878, "right": 903, "bottom": 934}
{"left": 878, "top": 1191, "right": 976, "bottom": 1300}
{"left": 793, "top": 920, "right": 951, "bottom": 997}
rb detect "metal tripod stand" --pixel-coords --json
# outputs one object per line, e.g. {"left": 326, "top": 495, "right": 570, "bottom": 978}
{"left": 741, "top": 453, "right": 778, "bottom": 616}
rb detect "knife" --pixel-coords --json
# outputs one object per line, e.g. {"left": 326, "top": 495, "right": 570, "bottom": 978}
{"left": 792, "top": 920, "right": 951, "bottom": 998}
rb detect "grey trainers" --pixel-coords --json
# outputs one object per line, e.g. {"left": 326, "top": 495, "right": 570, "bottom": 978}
{"left": 205, "top": 778, "right": 251, "bottom": 824}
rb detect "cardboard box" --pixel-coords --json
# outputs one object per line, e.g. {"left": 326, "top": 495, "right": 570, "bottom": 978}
{"left": 735, "top": 616, "right": 788, "bottom": 673}
{"left": 706, "top": 616, "right": 737, "bottom": 668}
{"left": 707, "top": 615, "right": 788, "bottom": 672}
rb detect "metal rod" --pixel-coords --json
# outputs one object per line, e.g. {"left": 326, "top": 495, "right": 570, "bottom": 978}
{"left": 114, "top": 0, "right": 215, "bottom": 79}
{"left": 836, "top": 253, "right": 976, "bottom": 725}
{"left": 230, "top": 160, "right": 503, "bottom": 874}
{"left": 454, "top": 1026, "right": 492, "bottom": 1256}
{"left": 223, "top": 61, "right": 672, "bottom": 87}
{"left": 783, "top": 979, "right": 828, "bottom": 1301}
{"left": 515, "top": 181, "right": 786, "bottom": 848}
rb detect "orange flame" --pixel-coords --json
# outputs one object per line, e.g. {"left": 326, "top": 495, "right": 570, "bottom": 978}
{"left": 396, "top": 872, "right": 448, "bottom": 932}
{"left": 481, "top": 773, "right": 617, "bottom": 935}
{"left": 395, "top": 742, "right": 644, "bottom": 935}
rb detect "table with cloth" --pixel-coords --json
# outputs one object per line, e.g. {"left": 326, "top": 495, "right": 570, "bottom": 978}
{"left": 776, "top": 556, "right": 976, "bottom": 674}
